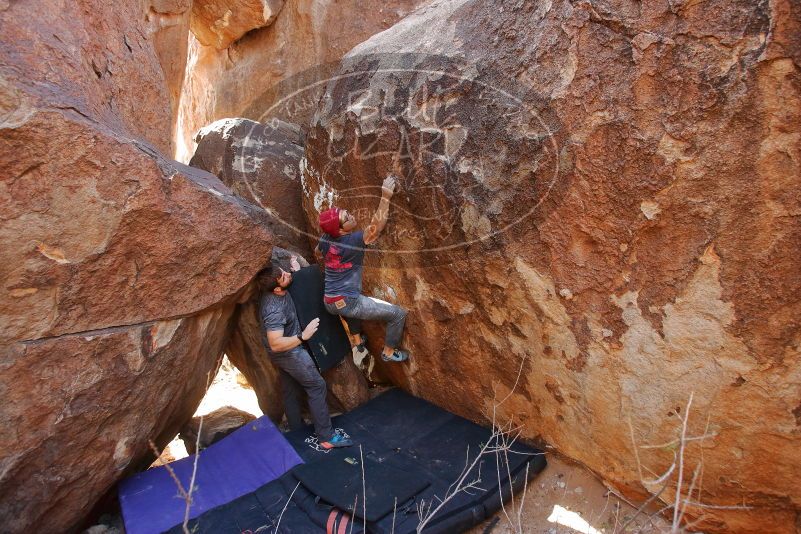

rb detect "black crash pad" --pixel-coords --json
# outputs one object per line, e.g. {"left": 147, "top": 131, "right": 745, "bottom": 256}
{"left": 293, "top": 448, "right": 431, "bottom": 522}
{"left": 287, "top": 265, "right": 351, "bottom": 372}
{"left": 170, "top": 388, "right": 547, "bottom": 534}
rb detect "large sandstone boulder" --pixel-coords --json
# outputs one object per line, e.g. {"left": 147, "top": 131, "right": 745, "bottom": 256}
{"left": 190, "top": 0, "right": 284, "bottom": 49}
{"left": 300, "top": 0, "right": 801, "bottom": 531}
{"left": 190, "top": 118, "right": 311, "bottom": 256}
{"left": 175, "top": 0, "right": 432, "bottom": 161}
{"left": 0, "top": 1, "right": 272, "bottom": 531}
{"left": 2, "top": 306, "right": 233, "bottom": 530}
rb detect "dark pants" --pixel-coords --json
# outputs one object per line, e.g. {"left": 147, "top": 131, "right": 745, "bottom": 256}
{"left": 270, "top": 348, "right": 334, "bottom": 441}
{"left": 325, "top": 295, "right": 407, "bottom": 348}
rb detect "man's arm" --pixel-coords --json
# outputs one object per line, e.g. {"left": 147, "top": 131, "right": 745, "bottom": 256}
{"left": 266, "top": 318, "right": 320, "bottom": 352}
{"left": 266, "top": 329, "right": 303, "bottom": 352}
{"left": 364, "top": 175, "right": 397, "bottom": 245}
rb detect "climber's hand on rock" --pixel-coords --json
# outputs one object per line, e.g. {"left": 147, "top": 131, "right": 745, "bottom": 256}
{"left": 290, "top": 255, "right": 301, "bottom": 272}
{"left": 302, "top": 318, "right": 320, "bottom": 340}
{"left": 382, "top": 175, "right": 397, "bottom": 198}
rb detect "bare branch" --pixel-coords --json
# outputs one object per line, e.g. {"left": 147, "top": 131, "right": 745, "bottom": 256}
{"left": 676, "top": 462, "right": 702, "bottom": 528}
{"left": 672, "top": 392, "right": 694, "bottom": 532}
{"left": 391, "top": 497, "right": 397, "bottom": 534}
{"left": 494, "top": 353, "right": 528, "bottom": 408}
{"left": 182, "top": 415, "right": 204, "bottom": 532}
{"left": 680, "top": 512, "right": 711, "bottom": 532}
{"left": 680, "top": 500, "right": 751, "bottom": 511}
{"left": 348, "top": 494, "right": 358, "bottom": 534}
{"left": 148, "top": 440, "right": 189, "bottom": 501}
{"left": 274, "top": 481, "right": 300, "bottom": 533}
{"left": 360, "top": 445, "right": 367, "bottom": 534}
{"left": 416, "top": 354, "right": 534, "bottom": 533}
{"left": 515, "top": 462, "right": 530, "bottom": 533}
{"left": 638, "top": 433, "right": 717, "bottom": 450}
{"left": 617, "top": 479, "right": 670, "bottom": 533}
{"left": 634, "top": 502, "right": 673, "bottom": 534}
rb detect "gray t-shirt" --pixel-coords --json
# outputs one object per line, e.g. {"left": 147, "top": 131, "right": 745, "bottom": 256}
{"left": 259, "top": 291, "right": 303, "bottom": 358}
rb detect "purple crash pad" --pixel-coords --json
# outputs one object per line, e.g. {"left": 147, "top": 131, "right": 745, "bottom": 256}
{"left": 118, "top": 415, "right": 302, "bottom": 534}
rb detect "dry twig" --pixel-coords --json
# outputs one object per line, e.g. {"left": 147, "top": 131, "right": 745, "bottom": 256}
{"left": 273, "top": 481, "right": 300, "bottom": 533}
{"left": 623, "top": 391, "right": 750, "bottom": 534}
{"left": 147, "top": 416, "right": 202, "bottom": 534}
{"left": 416, "top": 355, "right": 535, "bottom": 534}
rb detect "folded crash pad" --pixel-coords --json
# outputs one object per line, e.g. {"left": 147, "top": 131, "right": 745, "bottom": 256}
{"left": 118, "top": 416, "right": 302, "bottom": 534}
{"left": 176, "top": 388, "right": 546, "bottom": 534}
{"left": 287, "top": 265, "right": 351, "bottom": 372}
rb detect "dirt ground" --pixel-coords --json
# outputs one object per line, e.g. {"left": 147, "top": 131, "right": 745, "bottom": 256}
{"left": 469, "top": 452, "right": 670, "bottom": 533}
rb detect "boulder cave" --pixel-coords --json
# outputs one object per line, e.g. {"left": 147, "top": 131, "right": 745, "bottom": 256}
{"left": 0, "top": 0, "right": 799, "bottom": 532}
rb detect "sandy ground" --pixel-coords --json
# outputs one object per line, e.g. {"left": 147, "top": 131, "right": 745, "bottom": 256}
{"left": 470, "top": 453, "right": 670, "bottom": 533}
{"left": 152, "top": 359, "right": 670, "bottom": 533}
{"left": 195, "top": 358, "right": 263, "bottom": 417}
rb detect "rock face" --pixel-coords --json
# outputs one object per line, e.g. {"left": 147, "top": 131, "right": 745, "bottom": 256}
{"left": 148, "top": 0, "right": 194, "bottom": 144}
{"left": 175, "top": 0, "right": 431, "bottom": 161}
{"left": 190, "top": 0, "right": 284, "bottom": 49}
{"left": 190, "top": 118, "right": 311, "bottom": 256}
{"left": 226, "top": 294, "right": 286, "bottom": 421}
{"left": 301, "top": 0, "right": 801, "bottom": 531}
{"left": 0, "top": 1, "right": 272, "bottom": 531}
{"left": 3, "top": 306, "right": 234, "bottom": 529}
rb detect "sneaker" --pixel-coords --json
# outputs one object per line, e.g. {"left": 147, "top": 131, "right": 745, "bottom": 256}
{"left": 381, "top": 349, "right": 409, "bottom": 362}
{"left": 320, "top": 433, "right": 354, "bottom": 449}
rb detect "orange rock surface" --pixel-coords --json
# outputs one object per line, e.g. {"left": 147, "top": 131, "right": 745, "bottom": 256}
{"left": 190, "top": 0, "right": 284, "bottom": 49}
{"left": 300, "top": 0, "right": 801, "bottom": 530}
{"left": 175, "top": 0, "right": 430, "bottom": 161}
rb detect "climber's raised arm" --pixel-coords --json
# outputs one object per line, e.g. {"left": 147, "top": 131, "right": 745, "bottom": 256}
{"left": 364, "top": 175, "right": 397, "bottom": 245}
{"left": 316, "top": 174, "right": 410, "bottom": 363}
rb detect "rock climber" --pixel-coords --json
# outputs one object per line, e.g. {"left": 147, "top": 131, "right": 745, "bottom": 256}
{"left": 256, "top": 255, "right": 353, "bottom": 449}
{"left": 316, "top": 175, "right": 410, "bottom": 363}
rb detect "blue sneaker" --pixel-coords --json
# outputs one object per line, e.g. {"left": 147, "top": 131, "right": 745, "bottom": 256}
{"left": 382, "top": 349, "right": 409, "bottom": 362}
{"left": 320, "top": 433, "right": 354, "bottom": 449}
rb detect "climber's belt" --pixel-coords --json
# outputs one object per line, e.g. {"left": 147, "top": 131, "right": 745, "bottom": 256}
{"left": 324, "top": 295, "right": 347, "bottom": 309}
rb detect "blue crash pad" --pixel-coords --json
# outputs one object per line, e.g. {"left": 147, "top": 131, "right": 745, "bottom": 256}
{"left": 118, "top": 416, "right": 302, "bottom": 534}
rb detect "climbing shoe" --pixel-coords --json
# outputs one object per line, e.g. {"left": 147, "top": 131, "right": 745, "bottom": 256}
{"left": 320, "top": 433, "right": 354, "bottom": 449}
{"left": 382, "top": 349, "right": 409, "bottom": 362}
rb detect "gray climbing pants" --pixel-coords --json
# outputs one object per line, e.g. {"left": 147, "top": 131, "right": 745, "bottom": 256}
{"left": 325, "top": 295, "right": 407, "bottom": 349}
{"left": 270, "top": 347, "right": 334, "bottom": 441}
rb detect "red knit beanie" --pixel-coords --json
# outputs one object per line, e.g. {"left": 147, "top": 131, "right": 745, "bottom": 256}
{"left": 318, "top": 207, "right": 341, "bottom": 238}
